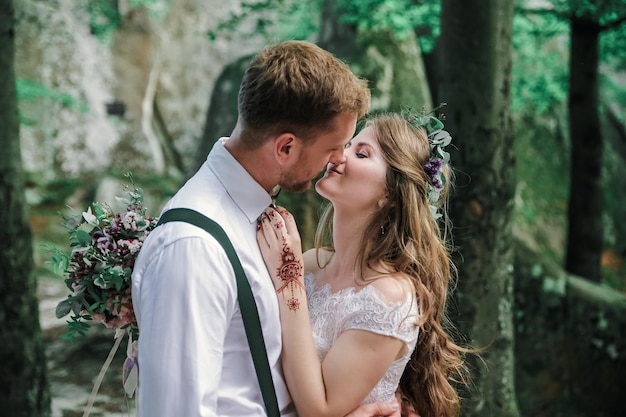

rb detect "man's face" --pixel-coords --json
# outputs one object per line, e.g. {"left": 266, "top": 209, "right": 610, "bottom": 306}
{"left": 279, "top": 111, "right": 357, "bottom": 192}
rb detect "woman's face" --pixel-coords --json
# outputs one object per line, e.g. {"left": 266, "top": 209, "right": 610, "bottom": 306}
{"left": 316, "top": 125, "right": 388, "bottom": 212}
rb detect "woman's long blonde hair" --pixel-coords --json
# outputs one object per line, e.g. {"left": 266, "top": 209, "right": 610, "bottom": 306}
{"left": 315, "top": 113, "right": 469, "bottom": 417}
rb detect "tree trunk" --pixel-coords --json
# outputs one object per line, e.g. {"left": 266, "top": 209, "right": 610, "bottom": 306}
{"left": 565, "top": 17, "right": 603, "bottom": 282}
{"left": 318, "top": 0, "right": 358, "bottom": 60}
{"left": 0, "top": 0, "right": 50, "bottom": 415}
{"left": 438, "top": 1, "right": 520, "bottom": 416}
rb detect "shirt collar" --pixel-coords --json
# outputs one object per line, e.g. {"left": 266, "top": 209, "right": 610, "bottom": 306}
{"left": 207, "top": 138, "right": 273, "bottom": 223}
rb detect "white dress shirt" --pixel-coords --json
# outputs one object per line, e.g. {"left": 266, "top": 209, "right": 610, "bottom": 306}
{"left": 132, "top": 139, "right": 296, "bottom": 417}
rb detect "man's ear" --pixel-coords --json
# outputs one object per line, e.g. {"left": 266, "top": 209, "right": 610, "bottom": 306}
{"left": 274, "top": 133, "right": 299, "bottom": 165}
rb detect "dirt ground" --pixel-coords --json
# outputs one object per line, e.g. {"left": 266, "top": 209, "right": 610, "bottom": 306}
{"left": 39, "top": 276, "right": 137, "bottom": 417}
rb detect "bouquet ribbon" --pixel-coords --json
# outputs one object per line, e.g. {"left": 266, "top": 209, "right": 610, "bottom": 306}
{"left": 82, "top": 328, "right": 138, "bottom": 417}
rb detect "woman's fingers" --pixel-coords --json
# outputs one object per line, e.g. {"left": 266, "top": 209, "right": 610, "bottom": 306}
{"left": 269, "top": 206, "right": 302, "bottom": 248}
{"left": 257, "top": 213, "right": 278, "bottom": 250}
{"left": 258, "top": 207, "right": 301, "bottom": 254}
{"left": 263, "top": 207, "right": 287, "bottom": 239}
{"left": 275, "top": 206, "right": 299, "bottom": 238}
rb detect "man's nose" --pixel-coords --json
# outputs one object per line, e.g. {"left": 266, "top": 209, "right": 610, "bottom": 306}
{"left": 329, "top": 148, "right": 347, "bottom": 165}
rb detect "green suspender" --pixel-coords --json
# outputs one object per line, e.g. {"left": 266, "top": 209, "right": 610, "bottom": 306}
{"left": 157, "top": 208, "right": 280, "bottom": 417}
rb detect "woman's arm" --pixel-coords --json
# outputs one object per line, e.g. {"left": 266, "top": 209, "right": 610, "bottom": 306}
{"left": 257, "top": 207, "right": 405, "bottom": 417}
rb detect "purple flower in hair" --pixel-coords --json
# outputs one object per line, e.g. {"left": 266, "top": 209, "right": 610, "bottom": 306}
{"left": 424, "top": 157, "right": 444, "bottom": 189}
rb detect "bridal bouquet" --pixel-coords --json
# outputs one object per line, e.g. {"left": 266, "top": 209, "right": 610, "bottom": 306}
{"left": 52, "top": 174, "right": 158, "bottom": 340}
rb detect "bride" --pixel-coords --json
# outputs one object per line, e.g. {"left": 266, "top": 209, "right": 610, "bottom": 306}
{"left": 257, "top": 112, "right": 469, "bottom": 417}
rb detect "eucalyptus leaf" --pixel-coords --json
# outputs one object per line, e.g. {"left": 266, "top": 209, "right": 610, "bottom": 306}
{"left": 74, "top": 230, "right": 92, "bottom": 247}
{"left": 71, "top": 300, "right": 83, "bottom": 316}
{"left": 116, "top": 196, "right": 132, "bottom": 206}
{"left": 55, "top": 299, "right": 72, "bottom": 318}
{"left": 433, "top": 130, "right": 452, "bottom": 146}
{"left": 64, "top": 214, "right": 84, "bottom": 229}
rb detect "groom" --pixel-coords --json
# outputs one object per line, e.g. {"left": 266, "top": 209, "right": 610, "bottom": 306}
{"left": 131, "top": 41, "right": 402, "bottom": 417}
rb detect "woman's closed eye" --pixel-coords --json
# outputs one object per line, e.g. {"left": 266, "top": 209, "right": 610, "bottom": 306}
{"left": 354, "top": 145, "right": 370, "bottom": 158}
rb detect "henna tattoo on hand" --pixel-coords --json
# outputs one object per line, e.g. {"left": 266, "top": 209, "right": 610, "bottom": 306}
{"left": 275, "top": 236, "right": 305, "bottom": 311}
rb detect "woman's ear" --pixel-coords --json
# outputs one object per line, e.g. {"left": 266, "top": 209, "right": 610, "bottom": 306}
{"left": 274, "top": 133, "right": 299, "bottom": 165}
{"left": 377, "top": 194, "right": 389, "bottom": 208}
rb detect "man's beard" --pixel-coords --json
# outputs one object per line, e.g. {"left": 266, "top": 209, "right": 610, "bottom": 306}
{"left": 279, "top": 177, "right": 314, "bottom": 193}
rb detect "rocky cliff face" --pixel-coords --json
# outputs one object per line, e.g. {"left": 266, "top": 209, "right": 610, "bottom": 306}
{"left": 16, "top": 0, "right": 118, "bottom": 178}
{"left": 15, "top": 0, "right": 267, "bottom": 182}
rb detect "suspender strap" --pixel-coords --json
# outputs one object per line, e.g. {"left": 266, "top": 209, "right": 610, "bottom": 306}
{"left": 157, "top": 208, "right": 280, "bottom": 417}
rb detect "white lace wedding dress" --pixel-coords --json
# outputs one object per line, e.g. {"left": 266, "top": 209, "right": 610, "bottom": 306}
{"left": 304, "top": 273, "right": 419, "bottom": 404}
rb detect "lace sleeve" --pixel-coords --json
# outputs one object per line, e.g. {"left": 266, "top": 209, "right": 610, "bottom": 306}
{"left": 342, "top": 286, "right": 419, "bottom": 345}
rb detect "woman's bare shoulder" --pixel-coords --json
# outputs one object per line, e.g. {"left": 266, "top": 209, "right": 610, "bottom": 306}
{"left": 369, "top": 273, "right": 414, "bottom": 304}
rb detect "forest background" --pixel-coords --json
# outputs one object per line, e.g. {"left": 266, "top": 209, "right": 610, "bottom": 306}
{"left": 1, "top": 0, "right": 625, "bottom": 416}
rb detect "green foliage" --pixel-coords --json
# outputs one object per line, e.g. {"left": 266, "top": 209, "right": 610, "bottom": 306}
{"left": 43, "top": 241, "right": 71, "bottom": 276}
{"left": 601, "top": 25, "right": 626, "bottom": 70}
{"left": 512, "top": 0, "right": 626, "bottom": 115}
{"left": 410, "top": 0, "right": 440, "bottom": 53}
{"left": 511, "top": 12, "right": 569, "bottom": 114}
{"left": 207, "top": 0, "right": 319, "bottom": 41}
{"left": 206, "top": 0, "right": 440, "bottom": 51}
{"left": 16, "top": 78, "right": 89, "bottom": 125}
{"left": 336, "top": 0, "right": 439, "bottom": 45}
{"left": 31, "top": 177, "right": 82, "bottom": 206}
{"left": 272, "top": 1, "right": 319, "bottom": 40}
{"left": 16, "top": 79, "right": 87, "bottom": 109}
{"left": 548, "top": 0, "right": 626, "bottom": 21}
{"left": 85, "top": 0, "right": 122, "bottom": 39}
{"left": 532, "top": 0, "right": 626, "bottom": 59}
{"left": 335, "top": 0, "right": 420, "bottom": 37}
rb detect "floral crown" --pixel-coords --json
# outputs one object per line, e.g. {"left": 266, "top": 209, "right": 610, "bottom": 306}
{"left": 404, "top": 106, "right": 452, "bottom": 219}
